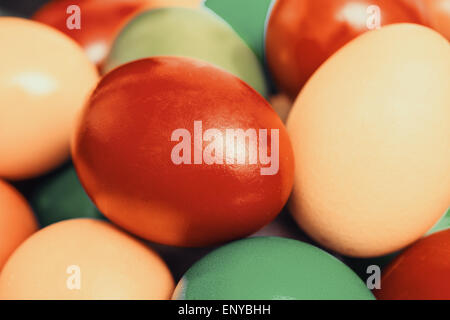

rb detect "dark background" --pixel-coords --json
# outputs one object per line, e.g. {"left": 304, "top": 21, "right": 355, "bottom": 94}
{"left": 0, "top": 0, "right": 49, "bottom": 17}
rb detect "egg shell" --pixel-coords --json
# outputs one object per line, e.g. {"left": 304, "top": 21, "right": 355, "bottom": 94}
{"left": 204, "top": 0, "right": 273, "bottom": 61}
{"left": 375, "top": 229, "right": 450, "bottom": 300}
{"left": 103, "top": 7, "right": 267, "bottom": 96}
{"left": 287, "top": 24, "right": 450, "bottom": 257}
{"left": 0, "top": 17, "right": 98, "bottom": 180}
{"left": 72, "top": 56, "right": 294, "bottom": 247}
{"left": 173, "top": 237, "right": 374, "bottom": 299}
{"left": 0, "top": 180, "right": 38, "bottom": 270}
{"left": 0, "top": 219, "right": 174, "bottom": 299}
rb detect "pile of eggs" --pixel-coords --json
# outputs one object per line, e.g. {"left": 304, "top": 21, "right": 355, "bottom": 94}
{"left": 0, "top": 0, "right": 449, "bottom": 300}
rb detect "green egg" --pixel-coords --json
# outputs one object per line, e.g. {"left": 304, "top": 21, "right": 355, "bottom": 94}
{"left": 103, "top": 7, "right": 267, "bottom": 96}
{"left": 173, "top": 237, "right": 375, "bottom": 300}
{"left": 204, "top": 0, "right": 273, "bottom": 61}
{"left": 29, "top": 163, "right": 103, "bottom": 227}
{"left": 427, "top": 207, "right": 450, "bottom": 235}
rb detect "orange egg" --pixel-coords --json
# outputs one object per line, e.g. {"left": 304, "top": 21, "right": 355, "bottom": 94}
{"left": 0, "top": 17, "right": 98, "bottom": 180}
{"left": 0, "top": 180, "right": 38, "bottom": 270}
{"left": 287, "top": 24, "right": 450, "bottom": 257}
{"left": 0, "top": 219, "right": 174, "bottom": 300}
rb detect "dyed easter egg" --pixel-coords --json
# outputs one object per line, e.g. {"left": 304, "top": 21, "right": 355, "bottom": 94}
{"left": 29, "top": 163, "right": 103, "bottom": 227}
{"left": 204, "top": 0, "right": 273, "bottom": 60}
{"left": 266, "top": 0, "right": 423, "bottom": 98}
{"left": 287, "top": 24, "right": 450, "bottom": 257}
{"left": 375, "top": 229, "right": 450, "bottom": 300}
{"left": 33, "top": 0, "right": 201, "bottom": 67}
{"left": 0, "top": 18, "right": 98, "bottom": 180}
{"left": 173, "top": 237, "right": 374, "bottom": 299}
{"left": 0, "top": 219, "right": 174, "bottom": 299}
{"left": 73, "top": 57, "right": 293, "bottom": 247}
{"left": 103, "top": 7, "right": 267, "bottom": 96}
{"left": 0, "top": 180, "right": 38, "bottom": 270}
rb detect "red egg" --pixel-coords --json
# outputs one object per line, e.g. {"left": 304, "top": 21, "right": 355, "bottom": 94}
{"left": 33, "top": 0, "right": 147, "bottom": 67}
{"left": 72, "top": 57, "right": 294, "bottom": 247}
{"left": 265, "top": 0, "right": 424, "bottom": 98}
{"left": 375, "top": 229, "right": 450, "bottom": 300}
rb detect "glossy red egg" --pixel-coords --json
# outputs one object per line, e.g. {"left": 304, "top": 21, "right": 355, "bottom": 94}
{"left": 266, "top": 0, "right": 424, "bottom": 98}
{"left": 72, "top": 57, "right": 294, "bottom": 247}
{"left": 375, "top": 229, "right": 450, "bottom": 300}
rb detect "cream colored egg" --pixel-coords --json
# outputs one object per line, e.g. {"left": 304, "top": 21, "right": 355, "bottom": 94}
{"left": 0, "top": 219, "right": 174, "bottom": 300}
{"left": 0, "top": 18, "right": 98, "bottom": 180}
{"left": 287, "top": 24, "right": 450, "bottom": 258}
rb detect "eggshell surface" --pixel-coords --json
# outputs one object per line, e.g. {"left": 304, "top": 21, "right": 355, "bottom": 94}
{"left": 375, "top": 229, "right": 450, "bottom": 300}
{"left": 0, "top": 18, "right": 98, "bottom": 180}
{"left": 72, "top": 57, "right": 294, "bottom": 247}
{"left": 103, "top": 7, "right": 267, "bottom": 96}
{"left": 173, "top": 237, "right": 374, "bottom": 300}
{"left": 0, "top": 180, "right": 38, "bottom": 270}
{"left": 0, "top": 219, "right": 174, "bottom": 300}
{"left": 287, "top": 24, "right": 450, "bottom": 257}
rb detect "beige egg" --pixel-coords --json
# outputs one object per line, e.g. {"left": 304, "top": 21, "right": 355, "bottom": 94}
{"left": 0, "top": 18, "right": 98, "bottom": 180}
{"left": 0, "top": 219, "right": 174, "bottom": 300}
{"left": 287, "top": 24, "right": 450, "bottom": 258}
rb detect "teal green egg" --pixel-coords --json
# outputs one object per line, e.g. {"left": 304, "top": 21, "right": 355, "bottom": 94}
{"left": 173, "top": 237, "right": 374, "bottom": 300}
{"left": 103, "top": 7, "right": 267, "bottom": 96}
{"left": 204, "top": 0, "right": 273, "bottom": 61}
{"left": 29, "top": 163, "right": 103, "bottom": 227}
{"left": 427, "top": 207, "right": 450, "bottom": 235}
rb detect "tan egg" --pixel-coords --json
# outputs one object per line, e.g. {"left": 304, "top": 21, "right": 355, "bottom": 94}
{"left": 287, "top": 24, "right": 450, "bottom": 258}
{"left": 0, "top": 219, "right": 174, "bottom": 300}
{"left": 0, "top": 180, "right": 38, "bottom": 270}
{"left": 0, "top": 17, "right": 98, "bottom": 180}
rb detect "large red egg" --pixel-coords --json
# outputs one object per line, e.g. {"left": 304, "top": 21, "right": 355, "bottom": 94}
{"left": 375, "top": 229, "right": 450, "bottom": 300}
{"left": 33, "top": 0, "right": 201, "bottom": 68}
{"left": 72, "top": 57, "right": 294, "bottom": 247}
{"left": 265, "top": 0, "right": 424, "bottom": 98}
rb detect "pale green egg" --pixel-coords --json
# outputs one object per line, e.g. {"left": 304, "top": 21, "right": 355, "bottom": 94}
{"left": 104, "top": 7, "right": 267, "bottom": 96}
